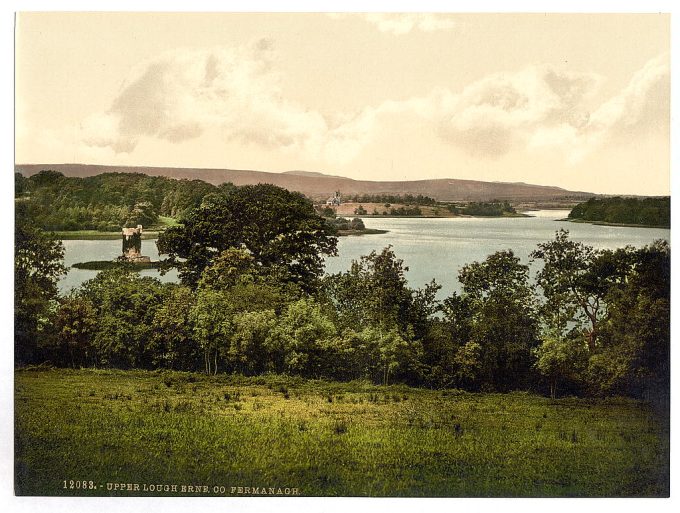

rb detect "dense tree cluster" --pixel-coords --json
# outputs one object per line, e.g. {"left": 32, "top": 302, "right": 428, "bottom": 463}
{"left": 15, "top": 170, "right": 228, "bottom": 231}
{"left": 347, "top": 194, "right": 436, "bottom": 206}
{"left": 447, "top": 201, "right": 516, "bottom": 216}
{"left": 15, "top": 185, "right": 669, "bottom": 403}
{"left": 326, "top": 217, "right": 365, "bottom": 231}
{"left": 568, "top": 197, "right": 670, "bottom": 228}
{"left": 157, "top": 184, "right": 337, "bottom": 290}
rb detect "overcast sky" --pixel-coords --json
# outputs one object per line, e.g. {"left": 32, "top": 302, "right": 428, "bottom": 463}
{"left": 15, "top": 12, "right": 670, "bottom": 195}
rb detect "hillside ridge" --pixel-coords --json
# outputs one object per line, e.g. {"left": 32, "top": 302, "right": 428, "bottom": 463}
{"left": 15, "top": 163, "right": 595, "bottom": 202}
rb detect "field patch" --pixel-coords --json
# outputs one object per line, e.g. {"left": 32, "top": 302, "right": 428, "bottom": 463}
{"left": 14, "top": 369, "right": 669, "bottom": 497}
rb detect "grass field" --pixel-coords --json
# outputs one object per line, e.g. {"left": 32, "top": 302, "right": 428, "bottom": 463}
{"left": 14, "top": 369, "right": 669, "bottom": 497}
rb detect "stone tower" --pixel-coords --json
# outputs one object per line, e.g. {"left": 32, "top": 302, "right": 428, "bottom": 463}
{"left": 122, "top": 225, "right": 151, "bottom": 263}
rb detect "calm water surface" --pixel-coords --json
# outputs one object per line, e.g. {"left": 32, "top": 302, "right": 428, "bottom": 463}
{"left": 59, "top": 210, "right": 670, "bottom": 296}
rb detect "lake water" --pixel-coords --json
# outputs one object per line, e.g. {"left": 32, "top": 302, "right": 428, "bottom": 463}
{"left": 59, "top": 210, "right": 670, "bottom": 296}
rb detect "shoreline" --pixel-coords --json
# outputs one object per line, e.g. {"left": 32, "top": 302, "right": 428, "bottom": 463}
{"left": 561, "top": 218, "right": 670, "bottom": 230}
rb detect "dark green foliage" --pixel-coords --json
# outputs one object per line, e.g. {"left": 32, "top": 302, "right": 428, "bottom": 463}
{"left": 591, "top": 241, "right": 670, "bottom": 402}
{"left": 461, "top": 201, "right": 516, "bottom": 216}
{"left": 444, "top": 250, "right": 540, "bottom": 391}
{"left": 322, "top": 247, "right": 436, "bottom": 384}
{"left": 326, "top": 217, "right": 365, "bottom": 231}
{"left": 157, "top": 184, "right": 337, "bottom": 290}
{"left": 388, "top": 206, "right": 422, "bottom": 216}
{"left": 569, "top": 196, "right": 670, "bottom": 227}
{"left": 71, "top": 260, "right": 159, "bottom": 271}
{"left": 319, "top": 206, "right": 336, "bottom": 218}
{"left": 50, "top": 295, "right": 98, "bottom": 368}
{"left": 348, "top": 193, "right": 437, "bottom": 206}
{"left": 150, "top": 286, "right": 200, "bottom": 371}
{"left": 15, "top": 205, "right": 67, "bottom": 364}
{"left": 78, "top": 269, "right": 171, "bottom": 369}
{"left": 17, "top": 170, "right": 226, "bottom": 231}
{"left": 15, "top": 172, "right": 28, "bottom": 196}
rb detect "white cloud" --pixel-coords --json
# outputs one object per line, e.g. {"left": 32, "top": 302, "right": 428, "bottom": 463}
{"left": 80, "top": 39, "right": 376, "bottom": 165}
{"left": 328, "top": 13, "right": 456, "bottom": 35}
{"left": 529, "top": 53, "right": 669, "bottom": 163}
{"left": 434, "top": 66, "right": 601, "bottom": 158}
{"left": 80, "top": 45, "right": 668, "bottom": 171}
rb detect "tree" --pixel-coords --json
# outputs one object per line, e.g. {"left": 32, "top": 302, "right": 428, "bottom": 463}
{"left": 157, "top": 184, "right": 338, "bottom": 290}
{"left": 226, "top": 310, "right": 277, "bottom": 375}
{"left": 533, "top": 335, "right": 588, "bottom": 399}
{"left": 265, "top": 298, "right": 337, "bottom": 377}
{"left": 530, "top": 229, "right": 632, "bottom": 352}
{"left": 53, "top": 295, "right": 97, "bottom": 368}
{"left": 590, "top": 240, "right": 670, "bottom": 401}
{"left": 324, "top": 246, "right": 439, "bottom": 334}
{"left": 79, "top": 269, "right": 170, "bottom": 369}
{"left": 15, "top": 208, "right": 67, "bottom": 364}
{"left": 190, "top": 288, "right": 233, "bottom": 375}
{"left": 150, "top": 285, "right": 199, "bottom": 370}
{"left": 454, "top": 250, "right": 540, "bottom": 391}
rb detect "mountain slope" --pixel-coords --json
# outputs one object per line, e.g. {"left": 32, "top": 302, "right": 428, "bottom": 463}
{"left": 15, "top": 163, "right": 595, "bottom": 202}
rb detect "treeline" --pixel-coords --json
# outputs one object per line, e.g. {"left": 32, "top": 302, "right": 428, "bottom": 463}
{"left": 326, "top": 217, "right": 366, "bottom": 231}
{"left": 371, "top": 206, "right": 423, "bottom": 216}
{"left": 347, "top": 193, "right": 436, "bottom": 206}
{"left": 568, "top": 197, "right": 670, "bottom": 228}
{"left": 448, "top": 201, "right": 517, "bottom": 216}
{"left": 15, "top": 170, "right": 231, "bottom": 231}
{"left": 16, "top": 184, "right": 669, "bottom": 402}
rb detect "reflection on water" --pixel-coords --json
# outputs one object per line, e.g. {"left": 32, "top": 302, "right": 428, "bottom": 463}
{"left": 59, "top": 210, "right": 669, "bottom": 297}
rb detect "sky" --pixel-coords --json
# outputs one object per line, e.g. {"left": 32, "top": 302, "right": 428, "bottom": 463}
{"left": 15, "top": 12, "right": 670, "bottom": 195}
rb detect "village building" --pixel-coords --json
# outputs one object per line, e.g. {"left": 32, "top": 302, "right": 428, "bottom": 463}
{"left": 326, "top": 191, "right": 341, "bottom": 206}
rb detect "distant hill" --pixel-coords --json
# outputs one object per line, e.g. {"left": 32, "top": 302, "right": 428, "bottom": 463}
{"left": 15, "top": 163, "right": 595, "bottom": 202}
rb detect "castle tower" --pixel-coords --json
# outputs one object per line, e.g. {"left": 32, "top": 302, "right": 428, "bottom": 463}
{"left": 121, "top": 225, "right": 151, "bottom": 263}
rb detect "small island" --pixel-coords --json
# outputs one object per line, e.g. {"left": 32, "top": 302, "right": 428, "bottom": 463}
{"left": 324, "top": 216, "right": 388, "bottom": 236}
{"left": 73, "top": 225, "right": 160, "bottom": 271}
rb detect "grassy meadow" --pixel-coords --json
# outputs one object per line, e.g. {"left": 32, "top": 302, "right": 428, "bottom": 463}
{"left": 15, "top": 368, "right": 669, "bottom": 497}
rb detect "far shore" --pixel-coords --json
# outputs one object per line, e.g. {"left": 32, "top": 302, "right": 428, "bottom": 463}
{"left": 561, "top": 218, "right": 670, "bottom": 230}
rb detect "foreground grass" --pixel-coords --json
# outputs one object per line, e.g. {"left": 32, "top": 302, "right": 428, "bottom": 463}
{"left": 15, "top": 369, "right": 669, "bottom": 497}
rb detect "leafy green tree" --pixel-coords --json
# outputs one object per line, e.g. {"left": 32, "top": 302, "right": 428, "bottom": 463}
{"left": 226, "top": 310, "right": 277, "bottom": 375}
{"left": 589, "top": 240, "right": 670, "bottom": 400}
{"left": 150, "top": 285, "right": 199, "bottom": 370}
{"left": 157, "top": 184, "right": 337, "bottom": 289}
{"left": 324, "top": 246, "right": 439, "bottom": 335}
{"left": 530, "top": 230, "right": 632, "bottom": 352}
{"left": 15, "top": 208, "right": 66, "bottom": 364}
{"left": 533, "top": 335, "right": 589, "bottom": 398}
{"left": 350, "top": 218, "right": 365, "bottom": 230}
{"left": 455, "top": 250, "right": 540, "bottom": 391}
{"left": 190, "top": 288, "right": 232, "bottom": 375}
{"left": 79, "top": 269, "right": 169, "bottom": 369}
{"left": 375, "top": 327, "right": 415, "bottom": 385}
{"left": 265, "top": 298, "right": 337, "bottom": 377}
{"left": 53, "top": 295, "right": 98, "bottom": 368}
{"left": 15, "top": 172, "right": 28, "bottom": 196}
